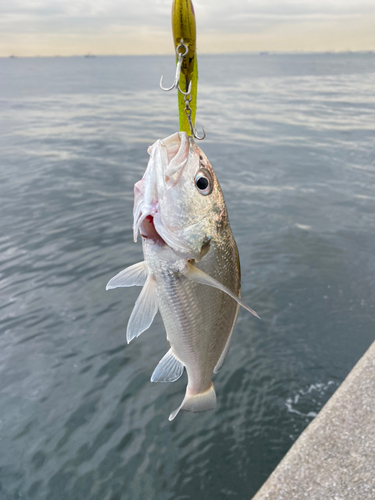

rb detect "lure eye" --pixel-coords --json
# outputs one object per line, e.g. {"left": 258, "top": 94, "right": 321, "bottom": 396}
{"left": 195, "top": 169, "right": 213, "bottom": 196}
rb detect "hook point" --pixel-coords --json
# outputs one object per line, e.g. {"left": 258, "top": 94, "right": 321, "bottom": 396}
{"left": 160, "top": 74, "right": 175, "bottom": 92}
{"left": 194, "top": 126, "right": 206, "bottom": 141}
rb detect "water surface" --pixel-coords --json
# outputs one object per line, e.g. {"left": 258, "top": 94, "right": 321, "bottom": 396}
{"left": 0, "top": 52, "right": 375, "bottom": 499}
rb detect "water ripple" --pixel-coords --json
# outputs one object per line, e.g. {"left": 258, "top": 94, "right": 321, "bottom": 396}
{"left": 0, "top": 53, "right": 374, "bottom": 500}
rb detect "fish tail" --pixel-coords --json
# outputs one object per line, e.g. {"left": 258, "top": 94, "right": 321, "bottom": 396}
{"left": 168, "top": 383, "right": 216, "bottom": 421}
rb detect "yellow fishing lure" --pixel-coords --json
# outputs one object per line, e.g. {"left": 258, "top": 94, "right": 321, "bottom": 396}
{"left": 171, "top": 0, "right": 198, "bottom": 135}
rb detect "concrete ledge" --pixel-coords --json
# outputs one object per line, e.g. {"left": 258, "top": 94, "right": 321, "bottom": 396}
{"left": 252, "top": 341, "right": 375, "bottom": 500}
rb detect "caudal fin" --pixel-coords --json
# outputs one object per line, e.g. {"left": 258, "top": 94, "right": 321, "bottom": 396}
{"left": 168, "top": 383, "right": 216, "bottom": 421}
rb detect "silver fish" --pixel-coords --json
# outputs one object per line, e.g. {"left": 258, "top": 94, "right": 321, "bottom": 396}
{"left": 107, "top": 132, "right": 258, "bottom": 420}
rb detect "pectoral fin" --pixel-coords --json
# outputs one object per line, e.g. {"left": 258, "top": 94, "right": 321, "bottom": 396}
{"left": 126, "top": 276, "right": 158, "bottom": 343}
{"left": 151, "top": 349, "right": 184, "bottom": 383}
{"left": 183, "top": 262, "right": 260, "bottom": 319}
{"left": 106, "top": 261, "right": 148, "bottom": 289}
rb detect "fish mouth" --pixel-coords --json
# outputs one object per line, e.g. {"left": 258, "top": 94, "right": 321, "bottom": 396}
{"left": 139, "top": 214, "right": 166, "bottom": 246}
{"left": 133, "top": 132, "right": 196, "bottom": 257}
{"left": 136, "top": 209, "right": 190, "bottom": 256}
{"left": 135, "top": 202, "right": 195, "bottom": 257}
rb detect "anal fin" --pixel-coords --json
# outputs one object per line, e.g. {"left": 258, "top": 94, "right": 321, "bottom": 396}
{"left": 151, "top": 349, "right": 184, "bottom": 383}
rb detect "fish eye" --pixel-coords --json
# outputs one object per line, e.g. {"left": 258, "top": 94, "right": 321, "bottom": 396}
{"left": 195, "top": 169, "right": 213, "bottom": 196}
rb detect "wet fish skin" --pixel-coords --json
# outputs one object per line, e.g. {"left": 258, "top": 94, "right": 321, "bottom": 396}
{"left": 143, "top": 226, "right": 240, "bottom": 419}
{"left": 107, "top": 131, "right": 258, "bottom": 420}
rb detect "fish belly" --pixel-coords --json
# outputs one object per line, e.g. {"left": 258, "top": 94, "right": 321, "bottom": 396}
{"left": 142, "top": 228, "right": 240, "bottom": 395}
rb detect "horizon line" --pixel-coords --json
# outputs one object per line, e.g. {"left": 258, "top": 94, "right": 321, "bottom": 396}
{"left": 3, "top": 49, "right": 375, "bottom": 59}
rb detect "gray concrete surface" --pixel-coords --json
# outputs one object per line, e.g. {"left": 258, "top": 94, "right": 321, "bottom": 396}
{"left": 252, "top": 341, "right": 375, "bottom": 500}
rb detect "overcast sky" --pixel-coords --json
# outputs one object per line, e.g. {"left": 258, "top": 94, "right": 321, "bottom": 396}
{"left": 1, "top": 0, "right": 375, "bottom": 57}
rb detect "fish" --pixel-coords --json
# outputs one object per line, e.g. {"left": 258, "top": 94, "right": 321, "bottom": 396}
{"left": 106, "top": 131, "right": 259, "bottom": 421}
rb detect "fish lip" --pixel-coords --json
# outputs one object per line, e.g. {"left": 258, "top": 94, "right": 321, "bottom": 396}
{"left": 138, "top": 212, "right": 167, "bottom": 246}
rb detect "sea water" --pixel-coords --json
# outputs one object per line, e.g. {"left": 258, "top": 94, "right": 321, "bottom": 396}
{"left": 0, "top": 52, "right": 374, "bottom": 499}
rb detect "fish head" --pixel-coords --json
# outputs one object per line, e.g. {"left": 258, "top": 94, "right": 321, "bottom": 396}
{"left": 133, "top": 132, "right": 228, "bottom": 261}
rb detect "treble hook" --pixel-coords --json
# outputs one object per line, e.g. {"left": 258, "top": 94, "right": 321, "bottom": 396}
{"left": 193, "top": 127, "right": 206, "bottom": 141}
{"left": 160, "top": 40, "right": 192, "bottom": 96}
{"left": 189, "top": 121, "right": 206, "bottom": 141}
{"left": 184, "top": 95, "right": 206, "bottom": 141}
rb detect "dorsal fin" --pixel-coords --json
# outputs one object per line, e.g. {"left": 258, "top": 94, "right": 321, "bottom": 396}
{"left": 214, "top": 304, "right": 240, "bottom": 374}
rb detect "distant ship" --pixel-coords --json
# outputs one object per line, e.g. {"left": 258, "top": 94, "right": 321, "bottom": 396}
{"left": 84, "top": 54, "right": 96, "bottom": 58}
{"left": 9, "top": 55, "right": 17, "bottom": 59}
